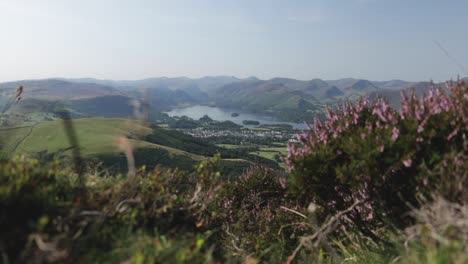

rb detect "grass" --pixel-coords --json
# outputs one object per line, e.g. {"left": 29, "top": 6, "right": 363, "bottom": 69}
{"left": 0, "top": 126, "right": 33, "bottom": 157}
{"left": 250, "top": 146, "right": 288, "bottom": 160}
{"left": 1, "top": 155, "right": 466, "bottom": 263}
{"left": 259, "top": 146, "right": 288, "bottom": 154}
{"left": 13, "top": 118, "right": 151, "bottom": 156}
{"left": 250, "top": 146, "right": 288, "bottom": 169}
{"left": 1, "top": 118, "right": 263, "bottom": 168}
{"left": 1, "top": 118, "right": 204, "bottom": 162}
{"left": 251, "top": 151, "right": 278, "bottom": 160}
{"left": 216, "top": 144, "right": 253, "bottom": 149}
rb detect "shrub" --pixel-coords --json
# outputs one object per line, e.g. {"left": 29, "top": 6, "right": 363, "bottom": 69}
{"left": 286, "top": 81, "right": 467, "bottom": 238}
{"left": 402, "top": 197, "right": 468, "bottom": 263}
{"left": 211, "top": 166, "right": 310, "bottom": 263}
{"left": 0, "top": 156, "right": 77, "bottom": 261}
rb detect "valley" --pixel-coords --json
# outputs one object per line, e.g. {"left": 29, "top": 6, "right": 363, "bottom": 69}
{"left": 0, "top": 75, "right": 446, "bottom": 175}
{"left": 0, "top": 116, "right": 291, "bottom": 176}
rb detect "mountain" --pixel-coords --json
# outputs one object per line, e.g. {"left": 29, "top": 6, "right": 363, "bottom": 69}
{"left": 326, "top": 78, "right": 379, "bottom": 92}
{"left": 347, "top": 79, "right": 379, "bottom": 91}
{"left": 67, "top": 95, "right": 136, "bottom": 118}
{"left": 207, "top": 78, "right": 342, "bottom": 122}
{"left": 62, "top": 76, "right": 240, "bottom": 92}
{"left": 1, "top": 76, "right": 431, "bottom": 123}
{"left": 208, "top": 77, "right": 383, "bottom": 112}
{"left": 142, "top": 86, "right": 208, "bottom": 112}
{"left": 0, "top": 79, "right": 122, "bottom": 100}
{"left": 368, "top": 81, "right": 435, "bottom": 109}
{"left": 61, "top": 76, "right": 243, "bottom": 111}
{"left": 209, "top": 79, "right": 319, "bottom": 111}
{"left": 372, "top": 79, "right": 414, "bottom": 90}
{"left": 325, "top": 86, "right": 344, "bottom": 97}
{"left": 326, "top": 78, "right": 359, "bottom": 89}
{"left": 328, "top": 78, "right": 412, "bottom": 91}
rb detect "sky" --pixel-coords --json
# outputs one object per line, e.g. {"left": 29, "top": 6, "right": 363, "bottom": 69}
{"left": 0, "top": 0, "right": 467, "bottom": 82}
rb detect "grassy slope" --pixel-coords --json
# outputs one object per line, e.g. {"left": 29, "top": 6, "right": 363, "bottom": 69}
{"left": 6, "top": 118, "right": 202, "bottom": 161}
{"left": 249, "top": 146, "right": 288, "bottom": 169}
{"left": 0, "top": 126, "right": 33, "bottom": 157}
{"left": 215, "top": 144, "right": 252, "bottom": 149}
{"left": 1, "top": 118, "right": 255, "bottom": 175}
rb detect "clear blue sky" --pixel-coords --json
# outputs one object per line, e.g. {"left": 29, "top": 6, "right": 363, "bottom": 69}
{"left": 0, "top": 0, "right": 467, "bottom": 82}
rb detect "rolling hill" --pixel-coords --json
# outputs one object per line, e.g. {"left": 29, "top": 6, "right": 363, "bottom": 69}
{"left": 67, "top": 95, "right": 136, "bottom": 118}
{"left": 0, "top": 79, "right": 122, "bottom": 100}
{"left": 62, "top": 76, "right": 241, "bottom": 92}
{"left": 0, "top": 76, "right": 442, "bottom": 124}
{"left": 0, "top": 118, "right": 202, "bottom": 162}
{"left": 0, "top": 117, "right": 253, "bottom": 173}
{"left": 207, "top": 77, "right": 382, "bottom": 121}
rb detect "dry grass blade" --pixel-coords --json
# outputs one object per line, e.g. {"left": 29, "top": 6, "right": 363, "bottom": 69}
{"left": 405, "top": 196, "right": 468, "bottom": 247}
{"left": 56, "top": 106, "right": 87, "bottom": 206}
{"left": 280, "top": 206, "right": 307, "bottom": 219}
{"left": 285, "top": 199, "right": 364, "bottom": 264}
{"left": 113, "top": 136, "right": 136, "bottom": 181}
{"left": 1, "top": 86, "right": 23, "bottom": 114}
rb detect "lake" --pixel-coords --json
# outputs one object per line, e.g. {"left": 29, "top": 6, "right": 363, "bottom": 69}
{"left": 165, "top": 105, "right": 307, "bottom": 130}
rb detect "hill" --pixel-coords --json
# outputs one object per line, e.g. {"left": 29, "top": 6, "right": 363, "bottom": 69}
{"left": 0, "top": 79, "right": 122, "bottom": 100}
{"left": 207, "top": 78, "right": 369, "bottom": 122}
{"left": 62, "top": 76, "right": 241, "bottom": 92}
{"left": 0, "top": 118, "right": 205, "bottom": 169}
{"left": 8, "top": 118, "right": 152, "bottom": 156}
{"left": 328, "top": 78, "right": 413, "bottom": 91}
{"left": 372, "top": 79, "right": 414, "bottom": 90}
{"left": 368, "top": 81, "right": 434, "bottom": 109}
{"left": 2, "top": 82, "right": 466, "bottom": 263}
{"left": 67, "top": 95, "right": 136, "bottom": 118}
{"left": 0, "top": 76, "right": 433, "bottom": 123}
{"left": 0, "top": 117, "right": 255, "bottom": 173}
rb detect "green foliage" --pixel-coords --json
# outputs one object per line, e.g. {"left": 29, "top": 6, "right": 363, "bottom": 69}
{"left": 287, "top": 83, "right": 467, "bottom": 237}
{"left": 212, "top": 167, "right": 306, "bottom": 262}
{"left": 0, "top": 83, "right": 466, "bottom": 263}
{"left": 0, "top": 156, "right": 77, "bottom": 260}
{"left": 0, "top": 153, "right": 466, "bottom": 263}
{"left": 146, "top": 127, "right": 219, "bottom": 156}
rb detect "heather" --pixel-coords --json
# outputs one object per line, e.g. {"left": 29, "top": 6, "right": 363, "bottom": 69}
{"left": 0, "top": 82, "right": 467, "bottom": 263}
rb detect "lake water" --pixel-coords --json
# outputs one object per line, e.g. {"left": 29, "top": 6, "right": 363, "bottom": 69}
{"left": 165, "top": 105, "right": 307, "bottom": 130}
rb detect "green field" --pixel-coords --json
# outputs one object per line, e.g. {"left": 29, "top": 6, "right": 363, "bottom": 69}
{"left": 13, "top": 118, "right": 150, "bottom": 156}
{"left": 0, "top": 126, "right": 34, "bottom": 157}
{"left": 0, "top": 118, "right": 267, "bottom": 175}
{"left": 0, "top": 118, "right": 203, "bottom": 162}
{"left": 216, "top": 144, "right": 252, "bottom": 149}
{"left": 249, "top": 146, "right": 288, "bottom": 168}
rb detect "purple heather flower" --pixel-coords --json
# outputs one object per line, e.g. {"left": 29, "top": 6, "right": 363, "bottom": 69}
{"left": 447, "top": 127, "right": 459, "bottom": 141}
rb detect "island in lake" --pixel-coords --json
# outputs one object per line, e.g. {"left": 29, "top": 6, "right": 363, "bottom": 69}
{"left": 242, "top": 120, "right": 260, "bottom": 125}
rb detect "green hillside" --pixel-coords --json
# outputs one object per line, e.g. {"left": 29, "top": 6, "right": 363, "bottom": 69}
{"left": 2, "top": 82, "right": 466, "bottom": 263}
{"left": 0, "top": 117, "right": 255, "bottom": 174}
{"left": 12, "top": 118, "right": 150, "bottom": 155}
{"left": 0, "top": 118, "right": 202, "bottom": 160}
{"left": 67, "top": 95, "right": 136, "bottom": 118}
{"left": 0, "top": 126, "right": 33, "bottom": 157}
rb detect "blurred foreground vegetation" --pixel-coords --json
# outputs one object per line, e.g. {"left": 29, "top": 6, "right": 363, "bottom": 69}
{"left": 0, "top": 82, "right": 467, "bottom": 263}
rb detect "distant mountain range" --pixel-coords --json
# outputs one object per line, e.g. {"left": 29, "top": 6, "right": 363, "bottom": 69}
{"left": 0, "top": 79, "right": 122, "bottom": 99}
{"left": 0, "top": 76, "right": 462, "bottom": 123}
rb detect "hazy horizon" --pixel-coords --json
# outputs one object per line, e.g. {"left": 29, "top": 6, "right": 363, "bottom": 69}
{"left": 1, "top": 74, "right": 464, "bottom": 84}
{"left": 1, "top": 0, "right": 467, "bottom": 82}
